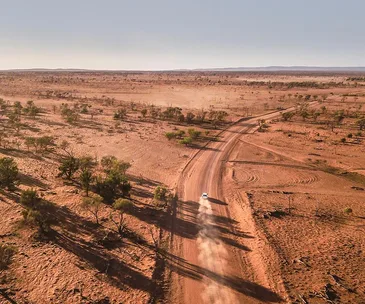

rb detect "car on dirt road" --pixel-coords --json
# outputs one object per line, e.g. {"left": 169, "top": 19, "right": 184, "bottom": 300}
{"left": 202, "top": 193, "right": 208, "bottom": 199}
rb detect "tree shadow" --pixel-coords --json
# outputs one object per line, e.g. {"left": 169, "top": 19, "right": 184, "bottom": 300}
{"left": 128, "top": 174, "right": 159, "bottom": 188}
{"left": 18, "top": 173, "right": 48, "bottom": 189}
{"left": 0, "top": 289, "right": 17, "bottom": 304}
{"left": 160, "top": 249, "right": 282, "bottom": 302}
{"left": 199, "top": 145, "right": 222, "bottom": 152}
{"left": 49, "top": 230, "right": 153, "bottom": 293}
{"left": 37, "top": 202, "right": 155, "bottom": 294}
{"left": 38, "top": 118, "right": 68, "bottom": 127}
{"left": 129, "top": 199, "right": 253, "bottom": 252}
{"left": 0, "top": 148, "right": 44, "bottom": 161}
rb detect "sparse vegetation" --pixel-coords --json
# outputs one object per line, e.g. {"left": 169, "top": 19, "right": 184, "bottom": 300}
{"left": 0, "top": 157, "right": 18, "bottom": 190}
{"left": 111, "top": 198, "right": 133, "bottom": 236}
{"left": 58, "top": 156, "right": 80, "bottom": 179}
{"left": 81, "top": 194, "right": 103, "bottom": 224}
{"left": 20, "top": 189, "right": 52, "bottom": 233}
{"left": 0, "top": 244, "right": 16, "bottom": 270}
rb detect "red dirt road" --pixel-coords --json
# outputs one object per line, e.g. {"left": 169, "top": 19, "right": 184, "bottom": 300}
{"left": 169, "top": 108, "right": 308, "bottom": 304}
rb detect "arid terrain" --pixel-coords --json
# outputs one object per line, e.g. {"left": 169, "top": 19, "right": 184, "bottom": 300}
{"left": 0, "top": 71, "right": 365, "bottom": 304}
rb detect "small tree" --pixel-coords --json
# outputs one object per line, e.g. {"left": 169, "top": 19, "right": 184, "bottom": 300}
{"left": 111, "top": 198, "right": 133, "bottom": 236}
{"left": 60, "top": 104, "right": 80, "bottom": 124}
{"left": 114, "top": 108, "right": 127, "bottom": 120}
{"left": 154, "top": 186, "right": 168, "bottom": 201}
{"left": 0, "top": 157, "right": 18, "bottom": 190}
{"left": 80, "top": 169, "right": 93, "bottom": 196}
{"left": 300, "top": 110, "right": 309, "bottom": 121}
{"left": 101, "top": 155, "right": 118, "bottom": 172}
{"left": 333, "top": 110, "right": 345, "bottom": 125}
{"left": 179, "top": 137, "right": 193, "bottom": 146}
{"left": 20, "top": 189, "right": 52, "bottom": 233}
{"left": 356, "top": 118, "right": 365, "bottom": 130}
{"left": 178, "top": 114, "right": 185, "bottom": 122}
{"left": 58, "top": 156, "right": 80, "bottom": 179}
{"left": 188, "top": 128, "right": 201, "bottom": 140}
{"left": 312, "top": 112, "right": 321, "bottom": 121}
{"left": 36, "top": 136, "right": 55, "bottom": 153}
{"left": 141, "top": 108, "right": 147, "bottom": 118}
{"left": 22, "top": 209, "right": 50, "bottom": 233}
{"left": 165, "top": 132, "right": 177, "bottom": 141}
{"left": 79, "top": 156, "right": 97, "bottom": 171}
{"left": 23, "top": 100, "right": 40, "bottom": 118}
{"left": 281, "top": 112, "right": 294, "bottom": 121}
{"left": 120, "top": 180, "right": 132, "bottom": 197}
{"left": 95, "top": 177, "right": 116, "bottom": 203}
{"left": 20, "top": 189, "right": 41, "bottom": 209}
{"left": 81, "top": 194, "right": 103, "bottom": 224}
{"left": 186, "top": 112, "right": 195, "bottom": 123}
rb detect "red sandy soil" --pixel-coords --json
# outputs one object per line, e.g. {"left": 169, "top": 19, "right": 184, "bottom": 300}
{"left": 0, "top": 71, "right": 364, "bottom": 303}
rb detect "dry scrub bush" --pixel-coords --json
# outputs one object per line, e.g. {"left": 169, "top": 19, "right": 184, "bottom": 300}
{"left": 0, "top": 244, "right": 16, "bottom": 270}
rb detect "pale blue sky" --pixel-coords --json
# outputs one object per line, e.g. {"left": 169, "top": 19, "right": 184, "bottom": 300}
{"left": 1, "top": 0, "right": 364, "bottom": 70}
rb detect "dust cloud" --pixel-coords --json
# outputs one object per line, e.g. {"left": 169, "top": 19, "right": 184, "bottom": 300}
{"left": 197, "top": 197, "right": 237, "bottom": 304}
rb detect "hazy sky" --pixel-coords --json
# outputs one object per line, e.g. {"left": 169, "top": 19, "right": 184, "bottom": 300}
{"left": 1, "top": 0, "right": 364, "bottom": 70}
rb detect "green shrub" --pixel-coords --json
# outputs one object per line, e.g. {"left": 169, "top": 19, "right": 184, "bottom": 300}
{"left": 154, "top": 186, "right": 168, "bottom": 201}
{"left": 80, "top": 169, "right": 94, "bottom": 196}
{"left": 20, "top": 189, "right": 40, "bottom": 209}
{"left": 23, "top": 100, "right": 40, "bottom": 118}
{"left": 176, "top": 130, "right": 185, "bottom": 138}
{"left": 95, "top": 177, "right": 116, "bottom": 203}
{"left": 179, "top": 137, "right": 193, "bottom": 146}
{"left": 60, "top": 104, "right": 80, "bottom": 124}
{"left": 0, "top": 157, "right": 18, "bottom": 190}
{"left": 81, "top": 194, "right": 103, "bottom": 224}
{"left": 188, "top": 128, "right": 201, "bottom": 139}
{"left": 344, "top": 207, "right": 353, "bottom": 215}
{"left": 22, "top": 208, "right": 50, "bottom": 232}
{"left": 113, "top": 198, "right": 133, "bottom": 213}
{"left": 58, "top": 156, "right": 80, "bottom": 179}
{"left": 165, "top": 132, "right": 177, "bottom": 140}
{"left": 111, "top": 198, "right": 133, "bottom": 236}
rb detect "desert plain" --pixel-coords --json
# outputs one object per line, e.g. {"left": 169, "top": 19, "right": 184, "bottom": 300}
{"left": 0, "top": 71, "right": 364, "bottom": 304}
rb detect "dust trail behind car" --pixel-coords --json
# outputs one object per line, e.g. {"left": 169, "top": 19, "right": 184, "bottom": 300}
{"left": 197, "top": 196, "right": 237, "bottom": 304}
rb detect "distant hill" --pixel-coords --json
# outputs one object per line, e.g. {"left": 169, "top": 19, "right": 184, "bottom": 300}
{"left": 193, "top": 66, "right": 365, "bottom": 72}
{"left": 2, "top": 66, "right": 365, "bottom": 72}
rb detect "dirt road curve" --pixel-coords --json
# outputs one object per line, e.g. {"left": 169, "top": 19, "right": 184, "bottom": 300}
{"left": 170, "top": 108, "right": 307, "bottom": 304}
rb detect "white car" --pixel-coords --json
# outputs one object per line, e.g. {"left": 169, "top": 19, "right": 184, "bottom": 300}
{"left": 202, "top": 193, "right": 208, "bottom": 199}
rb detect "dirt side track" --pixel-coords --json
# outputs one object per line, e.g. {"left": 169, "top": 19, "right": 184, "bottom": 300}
{"left": 168, "top": 107, "right": 310, "bottom": 304}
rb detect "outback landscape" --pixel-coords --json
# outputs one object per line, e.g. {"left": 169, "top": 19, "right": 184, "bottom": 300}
{"left": 0, "top": 70, "right": 365, "bottom": 304}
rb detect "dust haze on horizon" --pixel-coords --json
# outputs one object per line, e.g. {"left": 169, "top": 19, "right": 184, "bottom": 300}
{"left": 1, "top": 0, "right": 365, "bottom": 70}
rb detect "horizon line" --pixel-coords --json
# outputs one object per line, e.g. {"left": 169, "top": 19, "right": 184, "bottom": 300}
{"left": 2, "top": 66, "right": 365, "bottom": 72}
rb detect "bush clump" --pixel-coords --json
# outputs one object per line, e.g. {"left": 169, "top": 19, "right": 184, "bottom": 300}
{"left": 0, "top": 244, "right": 16, "bottom": 270}
{"left": 20, "top": 189, "right": 53, "bottom": 233}
{"left": 344, "top": 207, "right": 353, "bottom": 215}
{"left": 0, "top": 157, "right": 18, "bottom": 190}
